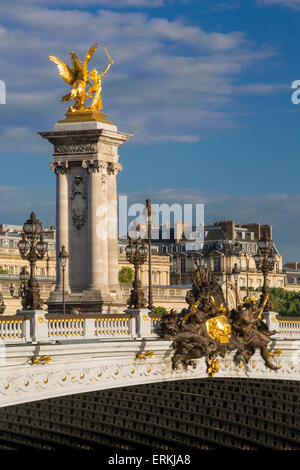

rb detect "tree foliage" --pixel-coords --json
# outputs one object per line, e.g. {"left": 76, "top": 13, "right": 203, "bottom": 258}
{"left": 270, "top": 287, "right": 300, "bottom": 317}
{"left": 154, "top": 306, "right": 168, "bottom": 314}
{"left": 118, "top": 266, "right": 134, "bottom": 284}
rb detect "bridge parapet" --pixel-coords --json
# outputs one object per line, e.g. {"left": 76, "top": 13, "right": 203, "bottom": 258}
{"left": 277, "top": 317, "right": 300, "bottom": 337}
{"left": 0, "top": 309, "right": 161, "bottom": 344}
{"left": 0, "top": 310, "right": 299, "bottom": 344}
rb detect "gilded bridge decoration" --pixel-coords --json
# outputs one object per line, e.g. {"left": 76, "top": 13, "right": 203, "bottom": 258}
{"left": 49, "top": 43, "right": 113, "bottom": 116}
{"left": 159, "top": 267, "right": 279, "bottom": 375}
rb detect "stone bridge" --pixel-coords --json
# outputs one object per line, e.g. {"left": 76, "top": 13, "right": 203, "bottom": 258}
{"left": 0, "top": 310, "right": 299, "bottom": 449}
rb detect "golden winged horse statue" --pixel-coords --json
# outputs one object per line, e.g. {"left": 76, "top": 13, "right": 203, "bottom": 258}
{"left": 49, "top": 44, "right": 113, "bottom": 113}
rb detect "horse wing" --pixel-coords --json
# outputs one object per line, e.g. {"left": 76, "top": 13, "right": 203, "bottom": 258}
{"left": 82, "top": 43, "right": 98, "bottom": 81}
{"left": 49, "top": 56, "right": 75, "bottom": 86}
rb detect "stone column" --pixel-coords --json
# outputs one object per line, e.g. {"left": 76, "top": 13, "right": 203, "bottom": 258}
{"left": 40, "top": 123, "right": 132, "bottom": 313}
{"left": 107, "top": 163, "right": 122, "bottom": 289}
{"left": 83, "top": 160, "right": 108, "bottom": 290}
{"left": 50, "top": 161, "right": 70, "bottom": 292}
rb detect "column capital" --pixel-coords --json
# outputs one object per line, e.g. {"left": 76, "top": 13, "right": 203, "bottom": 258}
{"left": 82, "top": 159, "right": 107, "bottom": 173}
{"left": 50, "top": 161, "right": 68, "bottom": 175}
{"left": 107, "top": 162, "right": 123, "bottom": 175}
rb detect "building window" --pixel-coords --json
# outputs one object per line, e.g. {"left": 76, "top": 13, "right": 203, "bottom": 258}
{"left": 213, "top": 258, "right": 221, "bottom": 272}
{"left": 181, "top": 259, "right": 186, "bottom": 273}
{"left": 9, "top": 266, "right": 14, "bottom": 275}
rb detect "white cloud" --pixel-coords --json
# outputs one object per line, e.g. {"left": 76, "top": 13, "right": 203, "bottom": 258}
{"left": 0, "top": 127, "right": 49, "bottom": 155}
{"left": 260, "top": 0, "right": 300, "bottom": 9}
{"left": 125, "top": 188, "right": 300, "bottom": 261}
{"left": 233, "top": 82, "right": 287, "bottom": 94}
{"left": 0, "top": 185, "right": 55, "bottom": 227}
{"left": 0, "top": 5, "right": 280, "bottom": 146}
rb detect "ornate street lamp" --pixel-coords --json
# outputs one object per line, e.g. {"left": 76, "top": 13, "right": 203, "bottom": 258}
{"left": 0, "top": 293, "right": 6, "bottom": 314}
{"left": 254, "top": 236, "right": 275, "bottom": 297}
{"left": 232, "top": 262, "right": 240, "bottom": 308}
{"left": 18, "top": 212, "right": 48, "bottom": 310}
{"left": 9, "top": 267, "right": 29, "bottom": 300}
{"left": 125, "top": 236, "right": 147, "bottom": 309}
{"left": 239, "top": 249, "right": 251, "bottom": 298}
{"left": 58, "top": 245, "right": 69, "bottom": 315}
{"left": 216, "top": 240, "right": 241, "bottom": 311}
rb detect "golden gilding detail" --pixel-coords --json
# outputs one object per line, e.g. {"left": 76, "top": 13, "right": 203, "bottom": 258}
{"left": 268, "top": 349, "right": 282, "bottom": 357}
{"left": 207, "top": 359, "right": 220, "bottom": 378}
{"left": 205, "top": 314, "right": 231, "bottom": 344}
{"left": 49, "top": 44, "right": 113, "bottom": 120}
{"left": 136, "top": 350, "right": 155, "bottom": 359}
{"left": 31, "top": 355, "right": 52, "bottom": 365}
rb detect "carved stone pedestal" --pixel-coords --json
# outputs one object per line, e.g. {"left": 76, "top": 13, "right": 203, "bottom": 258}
{"left": 40, "top": 117, "right": 131, "bottom": 314}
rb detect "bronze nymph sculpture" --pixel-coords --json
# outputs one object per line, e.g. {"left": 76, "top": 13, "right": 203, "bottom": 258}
{"left": 159, "top": 267, "right": 279, "bottom": 374}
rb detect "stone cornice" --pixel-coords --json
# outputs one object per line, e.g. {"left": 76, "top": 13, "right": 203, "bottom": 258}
{"left": 0, "top": 338, "right": 298, "bottom": 408}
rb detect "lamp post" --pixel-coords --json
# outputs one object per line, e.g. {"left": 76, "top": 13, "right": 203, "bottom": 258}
{"left": 232, "top": 262, "right": 240, "bottom": 308}
{"left": 18, "top": 212, "right": 48, "bottom": 310}
{"left": 58, "top": 245, "right": 69, "bottom": 315}
{"left": 240, "top": 250, "right": 251, "bottom": 298}
{"left": 219, "top": 240, "right": 241, "bottom": 311}
{"left": 254, "top": 236, "right": 275, "bottom": 297}
{"left": 9, "top": 267, "right": 29, "bottom": 300}
{"left": 0, "top": 293, "right": 6, "bottom": 314}
{"left": 125, "top": 236, "right": 147, "bottom": 309}
{"left": 145, "top": 199, "right": 154, "bottom": 311}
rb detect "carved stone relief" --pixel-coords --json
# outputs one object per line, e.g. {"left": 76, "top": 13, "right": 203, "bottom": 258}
{"left": 55, "top": 143, "right": 97, "bottom": 154}
{"left": 70, "top": 175, "right": 88, "bottom": 230}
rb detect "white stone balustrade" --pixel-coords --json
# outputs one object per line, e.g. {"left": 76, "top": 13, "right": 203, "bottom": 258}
{"left": 0, "top": 309, "right": 156, "bottom": 343}
{"left": 0, "top": 310, "right": 299, "bottom": 344}
{"left": 0, "top": 315, "right": 31, "bottom": 343}
{"left": 277, "top": 318, "right": 300, "bottom": 337}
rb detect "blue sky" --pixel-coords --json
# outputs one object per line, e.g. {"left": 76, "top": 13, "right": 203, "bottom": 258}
{"left": 0, "top": 0, "right": 300, "bottom": 260}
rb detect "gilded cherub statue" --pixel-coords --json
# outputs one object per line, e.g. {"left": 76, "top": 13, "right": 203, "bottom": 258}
{"left": 49, "top": 44, "right": 113, "bottom": 113}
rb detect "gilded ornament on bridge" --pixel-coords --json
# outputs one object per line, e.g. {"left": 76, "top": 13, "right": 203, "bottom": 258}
{"left": 205, "top": 314, "right": 231, "bottom": 344}
{"left": 207, "top": 358, "right": 220, "bottom": 378}
{"left": 136, "top": 350, "right": 155, "bottom": 359}
{"left": 158, "top": 266, "right": 279, "bottom": 376}
{"left": 31, "top": 355, "right": 52, "bottom": 365}
{"left": 49, "top": 43, "right": 114, "bottom": 122}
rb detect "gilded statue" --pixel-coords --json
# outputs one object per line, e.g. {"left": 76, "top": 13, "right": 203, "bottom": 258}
{"left": 86, "top": 46, "right": 114, "bottom": 112}
{"left": 49, "top": 44, "right": 113, "bottom": 113}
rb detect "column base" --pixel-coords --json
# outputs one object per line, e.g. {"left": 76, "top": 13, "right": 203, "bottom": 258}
{"left": 46, "top": 287, "right": 127, "bottom": 314}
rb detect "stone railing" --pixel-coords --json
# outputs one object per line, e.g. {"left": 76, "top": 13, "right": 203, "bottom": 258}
{"left": 277, "top": 317, "right": 300, "bottom": 336}
{"left": 0, "top": 309, "right": 157, "bottom": 344}
{"left": 0, "top": 314, "right": 32, "bottom": 343}
{"left": 0, "top": 309, "right": 299, "bottom": 344}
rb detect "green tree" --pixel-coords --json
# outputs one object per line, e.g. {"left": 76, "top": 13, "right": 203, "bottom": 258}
{"left": 118, "top": 266, "right": 134, "bottom": 284}
{"left": 154, "top": 306, "right": 168, "bottom": 314}
{"left": 270, "top": 287, "right": 300, "bottom": 317}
